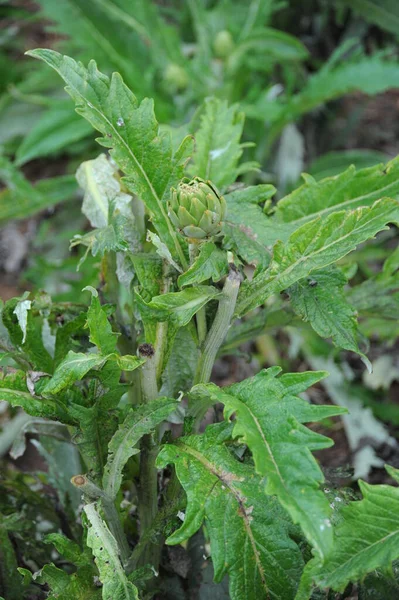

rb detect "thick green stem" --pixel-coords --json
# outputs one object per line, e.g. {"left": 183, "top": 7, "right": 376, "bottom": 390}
{"left": 189, "top": 241, "right": 207, "bottom": 344}
{"left": 71, "top": 475, "right": 130, "bottom": 567}
{"left": 194, "top": 266, "right": 242, "bottom": 386}
{"left": 137, "top": 344, "right": 161, "bottom": 575}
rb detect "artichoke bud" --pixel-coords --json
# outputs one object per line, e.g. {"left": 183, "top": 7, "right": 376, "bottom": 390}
{"left": 213, "top": 30, "right": 234, "bottom": 59}
{"left": 168, "top": 177, "right": 226, "bottom": 240}
{"left": 163, "top": 63, "right": 188, "bottom": 91}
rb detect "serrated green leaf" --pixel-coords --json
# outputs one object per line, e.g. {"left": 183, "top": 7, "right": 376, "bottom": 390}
{"left": 192, "top": 368, "right": 347, "bottom": 559}
{"left": 41, "top": 351, "right": 107, "bottom": 395}
{"left": 237, "top": 198, "right": 399, "bottom": 315}
{"left": 267, "top": 156, "right": 399, "bottom": 245}
{"left": 85, "top": 502, "right": 139, "bottom": 600}
{"left": 41, "top": 350, "right": 144, "bottom": 396}
{"left": 138, "top": 286, "right": 221, "bottom": 328}
{"left": 84, "top": 287, "right": 119, "bottom": 355}
{"left": 27, "top": 49, "right": 191, "bottom": 267}
{"left": 178, "top": 242, "right": 229, "bottom": 287}
{"left": 0, "top": 370, "right": 73, "bottom": 423}
{"left": 308, "top": 149, "right": 388, "bottom": 181}
{"left": 45, "top": 533, "right": 89, "bottom": 567}
{"left": 157, "top": 423, "right": 304, "bottom": 600}
{"left": 103, "top": 397, "right": 179, "bottom": 499}
{"left": 30, "top": 563, "right": 101, "bottom": 600}
{"left": 288, "top": 267, "right": 369, "bottom": 365}
{"left": 188, "top": 97, "right": 255, "bottom": 189}
{"left": 305, "top": 466, "right": 399, "bottom": 593}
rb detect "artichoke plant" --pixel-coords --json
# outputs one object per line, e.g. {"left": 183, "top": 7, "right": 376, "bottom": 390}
{"left": 168, "top": 177, "right": 227, "bottom": 240}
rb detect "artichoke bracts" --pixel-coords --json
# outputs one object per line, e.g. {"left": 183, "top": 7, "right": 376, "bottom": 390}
{"left": 168, "top": 177, "right": 227, "bottom": 240}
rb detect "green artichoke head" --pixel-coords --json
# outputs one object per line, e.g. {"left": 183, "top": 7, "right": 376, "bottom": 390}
{"left": 168, "top": 177, "right": 227, "bottom": 240}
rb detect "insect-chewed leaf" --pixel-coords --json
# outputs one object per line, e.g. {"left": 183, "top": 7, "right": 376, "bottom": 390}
{"left": 237, "top": 198, "right": 399, "bottom": 315}
{"left": 192, "top": 367, "right": 347, "bottom": 559}
{"left": 103, "top": 397, "right": 179, "bottom": 499}
{"left": 157, "top": 423, "right": 304, "bottom": 600}
{"left": 301, "top": 466, "right": 399, "bottom": 594}
{"left": 27, "top": 48, "right": 192, "bottom": 267}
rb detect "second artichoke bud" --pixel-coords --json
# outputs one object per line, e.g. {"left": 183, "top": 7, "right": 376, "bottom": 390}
{"left": 168, "top": 177, "right": 227, "bottom": 240}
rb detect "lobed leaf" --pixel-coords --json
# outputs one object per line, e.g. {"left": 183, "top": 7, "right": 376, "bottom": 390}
{"left": 85, "top": 502, "right": 139, "bottom": 599}
{"left": 303, "top": 466, "right": 399, "bottom": 593}
{"left": 287, "top": 266, "right": 370, "bottom": 367}
{"left": 157, "top": 423, "right": 304, "bottom": 600}
{"left": 237, "top": 198, "right": 399, "bottom": 315}
{"left": 192, "top": 368, "right": 347, "bottom": 559}
{"left": 103, "top": 397, "right": 179, "bottom": 499}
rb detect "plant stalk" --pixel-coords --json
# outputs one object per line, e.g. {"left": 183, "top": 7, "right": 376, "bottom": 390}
{"left": 189, "top": 241, "right": 207, "bottom": 344}
{"left": 137, "top": 344, "right": 161, "bottom": 575}
{"left": 194, "top": 266, "right": 242, "bottom": 385}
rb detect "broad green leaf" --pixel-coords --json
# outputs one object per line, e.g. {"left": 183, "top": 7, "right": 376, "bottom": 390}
{"left": 347, "top": 268, "right": 399, "bottom": 321}
{"left": 0, "top": 519, "right": 23, "bottom": 600}
{"left": 45, "top": 533, "right": 89, "bottom": 567}
{"left": 267, "top": 156, "right": 399, "bottom": 245}
{"left": 192, "top": 368, "right": 347, "bottom": 559}
{"left": 41, "top": 351, "right": 107, "bottom": 395}
{"left": 237, "top": 198, "right": 399, "bottom": 315}
{"left": 84, "top": 287, "right": 119, "bottom": 355}
{"left": 0, "top": 370, "right": 73, "bottom": 423}
{"left": 227, "top": 27, "right": 309, "bottom": 74}
{"left": 131, "top": 252, "right": 163, "bottom": 345}
{"left": 27, "top": 49, "right": 192, "bottom": 266}
{"left": 223, "top": 185, "right": 276, "bottom": 266}
{"left": 247, "top": 55, "right": 399, "bottom": 126}
{"left": 15, "top": 102, "right": 93, "bottom": 165}
{"left": 71, "top": 212, "right": 129, "bottom": 268}
{"left": 287, "top": 267, "right": 370, "bottom": 367}
{"left": 138, "top": 286, "right": 221, "bottom": 328}
{"left": 85, "top": 502, "right": 139, "bottom": 600}
{"left": 29, "top": 563, "right": 101, "bottom": 600}
{"left": 103, "top": 397, "right": 179, "bottom": 499}
{"left": 308, "top": 149, "right": 388, "bottom": 181}
{"left": 160, "top": 326, "right": 199, "bottom": 398}
{"left": 2, "top": 295, "right": 53, "bottom": 373}
{"left": 344, "top": 0, "right": 399, "bottom": 36}
{"left": 0, "top": 155, "right": 76, "bottom": 223}
{"left": 188, "top": 97, "right": 256, "bottom": 189}
{"left": 76, "top": 153, "right": 133, "bottom": 228}
{"left": 305, "top": 466, "right": 399, "bottom": 593}
{"left": 178, "top": 242, "right": 229, "bottom": 287}
{"left": 157, "top": 423, "right": 304, "bottom": 600}
{"left": 42, "top": 350, "right": 144, "bottom": 396}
